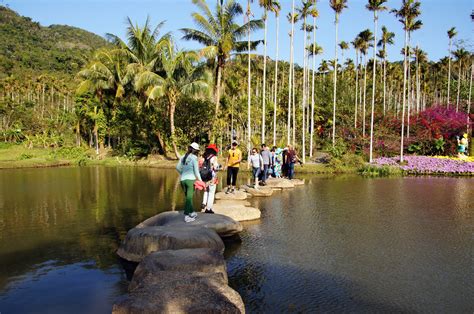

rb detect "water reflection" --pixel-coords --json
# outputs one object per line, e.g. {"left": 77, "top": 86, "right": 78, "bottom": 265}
{"left": 0, "top": 168, "right": 473, "bottom": 313}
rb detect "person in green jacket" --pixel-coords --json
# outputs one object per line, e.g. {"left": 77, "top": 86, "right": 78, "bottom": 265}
{"left": 176, "top": 142, "right": 202, "bottom": 222}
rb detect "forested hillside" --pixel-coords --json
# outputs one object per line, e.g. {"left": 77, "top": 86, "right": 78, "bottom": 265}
{"left": 0, "top": 5, "right": 107, "bottom": 76}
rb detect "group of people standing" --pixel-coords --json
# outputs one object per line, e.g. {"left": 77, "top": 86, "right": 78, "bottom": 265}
{"left": 176, "top": 141, "right": 301, "bottom": 222}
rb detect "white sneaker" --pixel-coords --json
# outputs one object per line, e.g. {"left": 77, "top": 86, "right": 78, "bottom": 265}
{"left": 189, "top": 212, "right": 198, "bottom": 218}
{"left": 184, "top": 215, "right": 196, "bottom": 223}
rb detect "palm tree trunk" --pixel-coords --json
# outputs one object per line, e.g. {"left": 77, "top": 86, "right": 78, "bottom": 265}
{"left": 383, "top": 50, "right": 387, "bottom": 115}
{"left": 169, "top": 100, "right": 180, "bottom": 159}
{"left": 289, "top": 0, "right": 295, "bottom": 145}
{"left": 447, "top": 38, "right": 452, "bottom": 107}
{"left": 310, "top": 15, "right": 316, "bottom": 157}
{"left": 467, "top": 61, "right": 473, "bottom": 134}
{"left": 369, "top": 12, "right": 378, "bottom": 163}
{"left": 354, "top": 49, "right": 359, "bottom": 129}
{"left": 406, "top": 41, "right": 411, "bottom": 139}
{"left": 400, "top": 25, "right": 409, "bottom": 163}
{"left": 331, "top": 13, "right": 339, "bottom": 146}
{"left": 363, "top": 54, "right": 367, "bottom": 137}
{"left": 456, "top": 59, "right": 462, "bottom": 112}
{"left": 247, "top": 0, "right": 252, "bottom": 155}
{"left": 262, "top": 12, "right": 268, "bottom": 143}
{"left": 273, "top": 14, "right": 280, "bottom": 147}
{"left": 301, "top": 16, "right": 307, "bottom": 163}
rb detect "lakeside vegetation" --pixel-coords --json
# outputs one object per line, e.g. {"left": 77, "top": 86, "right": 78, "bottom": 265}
{"left": 0, "top": 1, "right": 472, "bottom": 175}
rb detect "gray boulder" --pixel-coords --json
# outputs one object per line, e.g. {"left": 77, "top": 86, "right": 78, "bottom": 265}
{"left": 117, "top": 225, "right": 224, "bottom": 262}
{"left": 130, "top": 248, "right": 228, "bottom": 291}
{"left": 113, "top": 275, "right": 245, "bottom": 314}
{"left": 138, "top": 211, "right": 243, "bottom": 238}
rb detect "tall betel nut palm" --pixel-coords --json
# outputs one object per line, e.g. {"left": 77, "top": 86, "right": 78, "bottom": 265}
{"left": 377, "top": 26, "right": 395, "bottom": 115}
{"left": 259, "top": 0, "right": 280, "bottom": 144}
{"left": 181, "top": 0, "right": 263, "bottom": 138}
{"left": 329, "top": 0, "right": 348, "bottom": 147}
{"left": 367, "top": 0, "right": 387, "bottom": 163}
{"left": 271, "top": 1, "right": 281, "bottom": 146}
{"left": 392, "top": 0, "right": 421, "bottom": 162}
{"left": 446, "top": 27, "right": 457, "bottom": 107}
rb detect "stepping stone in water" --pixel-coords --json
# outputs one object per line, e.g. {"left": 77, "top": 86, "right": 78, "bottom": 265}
{"left": 292, "top": 178, "right": 305, "bottom": 186}
{"left": 215, "top": 190, "right": 248, "bottom": 200}
{"left": 213, "top": 202, "right": 261, "bottom": 222}
{"left": 130, "top": 248, "right": 228, "bottom": 291}
{"left": 241, "top": 184, "right": 273, "bottom": 197}
{"left": 138, "top": 211, "right": 243, "bottom": 238}
{"left": 265, "top": 178, "right": 295, "bottom": 189}
{"left": 117, "top": 225, "right": 224, "bottom": 262}
{"left": 113, "top": 273, "right": 244, "bottom": 314}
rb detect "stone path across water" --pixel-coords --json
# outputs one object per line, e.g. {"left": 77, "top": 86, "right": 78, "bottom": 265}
{"left": 114, "top": 177, "right": 305, "bottom": 313}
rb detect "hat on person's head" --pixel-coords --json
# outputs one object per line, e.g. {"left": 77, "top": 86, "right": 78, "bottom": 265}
{"left": 190, "top": 142, "right": 200, "bottom": 150}
{"left": 231, "top": 140, "right": 238, "bottom": 146}
{"left": 207, "top": 144, "right": 219, "bottom": 153}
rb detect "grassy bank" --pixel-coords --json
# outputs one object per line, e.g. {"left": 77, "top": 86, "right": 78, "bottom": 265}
{"left": 0, "top": 144, "right": 340, "bottom": 173}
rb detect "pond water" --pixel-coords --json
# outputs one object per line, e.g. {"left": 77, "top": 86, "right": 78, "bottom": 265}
{"left": 0, "top": 167, "right": 472, "bottom": 313}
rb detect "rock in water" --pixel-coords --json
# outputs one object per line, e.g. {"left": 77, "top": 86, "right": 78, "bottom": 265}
{"left": 213, "top": 202, "right": 261, "bottom": 222}
{"left": 138, "top": 211, "right": 243, "bottom": 238}
{"left": 130, "top": 248, "right": 228, "bottom": 291}
{"left": 113, "top": 275, "right": 245, "bottom": 314}
{"left": 292, "top": 178, "right": 305, "bottom": 186}
{"left": 241, "top": 184, "right": 274, "bottom": 197}
{"left": 117, "top": 225, "right": 224, "bottom": 262}
{"left": 215, "top": 190, "right": 248, "bottom": 200}
{"left": 265, "top": 178, "right": 295, "bottom": 189}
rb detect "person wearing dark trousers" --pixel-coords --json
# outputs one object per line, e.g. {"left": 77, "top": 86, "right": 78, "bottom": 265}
{"left": 260, "top": 144, "right": 271, "bottom": 185}
{"left": 286, "top": 144, "right": 300, "bottom": 180}
{"left": 225, "top": 141, "right": 242, "bottom": 193}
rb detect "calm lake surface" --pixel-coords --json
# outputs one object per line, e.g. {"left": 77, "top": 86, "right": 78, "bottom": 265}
{"left": 0, "top": 167, "right": 472, "bottom": 313}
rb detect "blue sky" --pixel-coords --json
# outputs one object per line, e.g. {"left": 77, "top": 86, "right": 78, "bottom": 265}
{"left": 6, "top": 0, "right": 473, "bottom": 66}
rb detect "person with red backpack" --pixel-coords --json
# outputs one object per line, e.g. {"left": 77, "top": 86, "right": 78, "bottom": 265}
{"left": 199, "top": 144, "right": 220, "bottom": 214}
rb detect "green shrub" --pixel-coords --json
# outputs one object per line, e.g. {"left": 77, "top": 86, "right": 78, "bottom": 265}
{"left": 359, "top": 164, "right": 402, "bottom": 177}
{"left": 19, "top": 153, "right": 33, "bottom": 160}
{"left": 328, "top": 153, "right": 365, "bottom": 173}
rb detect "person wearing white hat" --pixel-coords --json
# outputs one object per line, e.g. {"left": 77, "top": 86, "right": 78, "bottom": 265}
{"left": 176, "top": 142, "right": 202, "bottom": 222}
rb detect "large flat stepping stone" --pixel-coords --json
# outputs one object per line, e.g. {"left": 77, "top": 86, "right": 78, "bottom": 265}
{"left": 213, "top": 202, "right": 261, "bottom": 222}
{"left": 265, "top": 178, "right": 295, "bottom": 189}
{"left": 292, "top": 178, "right": 305, "bottom": 186}
{"left": 138, "top": 211, "right": 243, "bottom": 238}
{"left": 215, "top": 190, "right": 248, "bottom": 200}
{"left": 117, "top": 225, "right": 224, "bottom": 262}
{"left": 241, "top": 184, "right": 274, "bottom": 197}
{"left": 130, "top": 248, "right": 228, "bottom": 291}
{"left": 214, "top": 199, "right": 252, "bottom": 207}
{"left": 113, "top": 275, "right": 244, "bottom": 314}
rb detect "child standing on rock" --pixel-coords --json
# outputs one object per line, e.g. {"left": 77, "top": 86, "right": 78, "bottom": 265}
{"left": 176, "top": 142, "right": 203, "bottom": 222}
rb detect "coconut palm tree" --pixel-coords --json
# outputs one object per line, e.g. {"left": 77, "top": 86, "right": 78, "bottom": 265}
{"left": 181, "top": 0, "right": 263, "bottom": 134}
{"left": 446, "top": 27, "right": 457, "bottom": 108}
{"left": 412, "top": 46, "right": 427, "bottom": 113}
{"left": 271, "top": 1, "right": 281, "bottom": 146}
{"left": 377, "top": 26, "right": 395, "bottom": 115}
{"left": 367, "top": 0, "right": 388, "bottom": 163}
{"left": 329, "top": 0, "right": 348, "bottom": 147}
{"left": 392, "top": 0, "right": 421, "bottom": 162}
{"left": 145, "top": 42, "right": 211, "bottom": 158}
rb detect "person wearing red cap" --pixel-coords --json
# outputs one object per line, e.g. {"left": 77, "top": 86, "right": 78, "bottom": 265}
{"left": 199, "top": 144, "right": 220, "bottom": 213}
